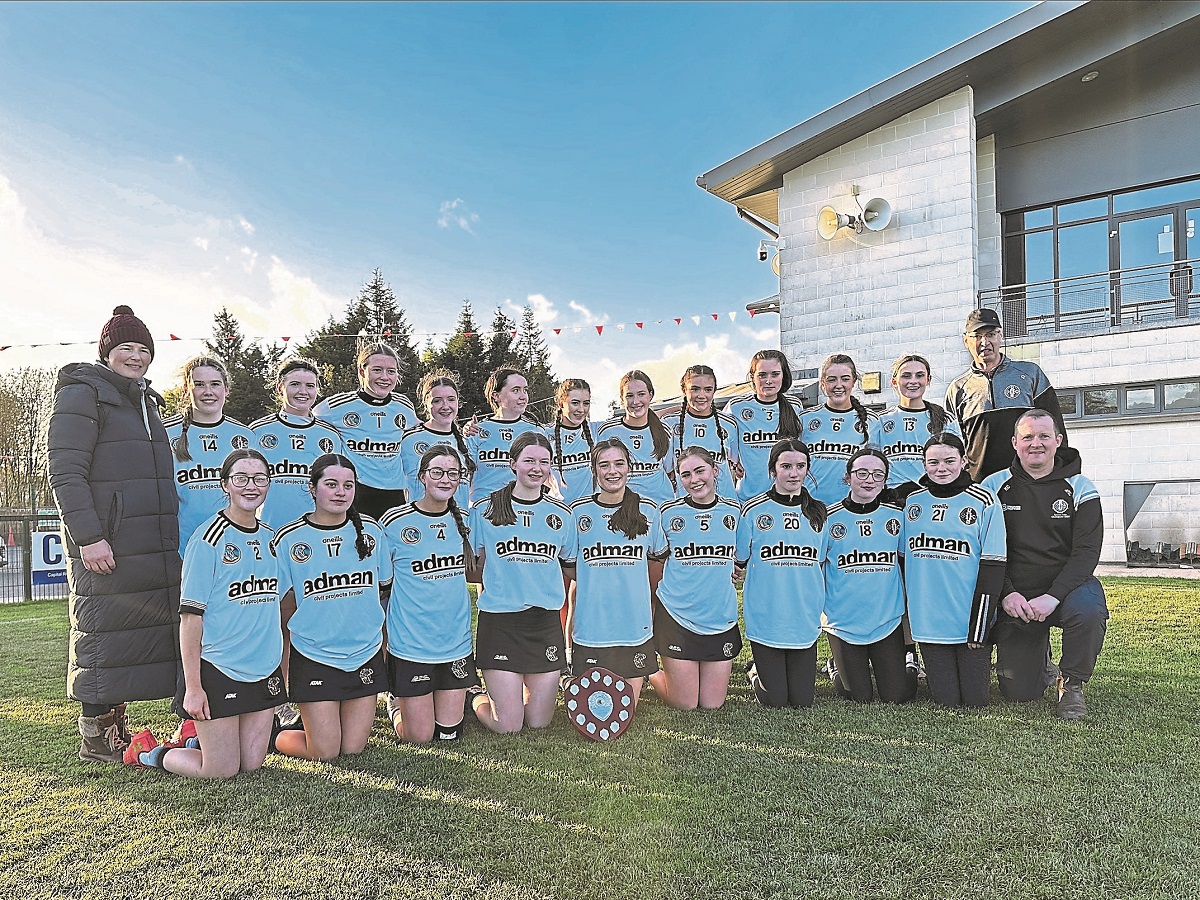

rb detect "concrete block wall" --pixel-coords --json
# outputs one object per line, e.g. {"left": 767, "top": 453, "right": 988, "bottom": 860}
{"left": 976, "top": 134, "right": 1002, "bottom": 292}
{"left": 776, "top": 86, "right": 979, "bottom": 403}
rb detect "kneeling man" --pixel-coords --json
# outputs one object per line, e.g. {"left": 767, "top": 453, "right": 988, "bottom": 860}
{"left": 982, "top": 410, "right": 1108, "bottom": 719}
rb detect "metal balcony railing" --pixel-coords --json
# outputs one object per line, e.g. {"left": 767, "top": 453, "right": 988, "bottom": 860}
{"left": 978, "top": 257, "right": 1200, "bottom": 340}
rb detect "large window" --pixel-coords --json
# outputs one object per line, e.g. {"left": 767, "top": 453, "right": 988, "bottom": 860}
{"left": 1058, "top": 377, "right": 1200, "bottom": 421}
{"left": 1002, "top": 176, "right": 1200, "bottom": 335}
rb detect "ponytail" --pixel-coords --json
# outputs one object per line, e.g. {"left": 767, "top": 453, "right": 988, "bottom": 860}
{"left": 646, "top": 408, "right": 671, "bottom": 461}
{"left": 348, "top": 505, "right": 372, "bottom": 561}
{"left": 608, "top": 487, "right": 649, "bottom": 540}
{"left": 450, "top": 422, "right": 478, "bottom": 476}
{"left": 446, "top": 495, "right": 476, "bottom": 570}
{"left": 849, "top": 396, "right": 871, "bottom": 445}
{"left": 799, "top": 487, "right": 828, "bottom": 533}
{"left": 483, "top": 482, "right": 518, "bottom": 528}
{"left": 174, "top": 410, "right": 195, "bottom": 462}
{"left": 926, "top": 401, "right": 948, "bottom": 436}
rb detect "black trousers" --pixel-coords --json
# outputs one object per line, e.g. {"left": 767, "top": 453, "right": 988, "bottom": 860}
{"left": 749, "top": 641, "right": 816, "bottom": 708}
{"left": 993, "top": 576, "right": 1108, "bottom": 701}
{"left": 827, "top": 625, "right": 914, "bottom": 704}
{"left": 354, "top": 483, "right": 407, "bottom": 521}
{"left": 920, "top": 642, "right": 991, "bottom": 708}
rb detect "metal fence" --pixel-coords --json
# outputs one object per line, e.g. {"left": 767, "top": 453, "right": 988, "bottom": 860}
{"left": 978, "top": 257, "right": 1200, "bottom": 340}
{"left": 0, "top": 514, "right": 69, "bottom": 604}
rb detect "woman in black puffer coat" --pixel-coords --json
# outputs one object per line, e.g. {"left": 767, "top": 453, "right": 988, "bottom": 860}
{"left": 48, "top": 306, "right": 182, "bottom": 763}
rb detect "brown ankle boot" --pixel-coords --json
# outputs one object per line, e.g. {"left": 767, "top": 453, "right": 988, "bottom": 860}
{"left": 78, "top": 709, "right": 129, "bottom": 763}
{"left": 113, "top": 703, "right": 132, "bottom": 745}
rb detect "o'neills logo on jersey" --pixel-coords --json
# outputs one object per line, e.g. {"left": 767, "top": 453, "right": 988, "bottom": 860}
{"left": 269, "top": 458, "right": 311, "bottom": 477}
{"left": 908, "top": 533, "right": 970, "bottom": 555}
{"left": 581, "top": 543, "right": 644, "bottom": 562}
{"left": 495, "top": 537, "right": 557, "bottom": 558}
{"left": 807, "top": 439, "right": 859, "bottom": 456}
{"left": 837, "top": 549, "right": 897, "bottom": 568}
{"left": 228, "top": 575, "right": 279, "bottom": 599}
{"left": 760, "top": 542, "right": 818, "bottom": 561}
{"left": 410, "top": 551, "right": 464, "bottom": 575}
{"left": 176, "top": 463, "right": 221, "bottom": 485}
{"left": 884, "top": 440, "right": 923, "bottom": 457}
{"left": 673, "top": 542, "right": 735, "bottom": 561}
{"left": 477, "top": 448, "right": 511, "bottom": 463}
{"left": 742, "top": 428, "right": 779, "bottom": 446}
{"left": 346, "top": 438, "right": 401, "bottom": 454}
{"left": 303, "top": 571, "right": 375, "bottom": 595}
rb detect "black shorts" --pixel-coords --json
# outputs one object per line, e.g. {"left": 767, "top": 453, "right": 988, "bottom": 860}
{"left": 386, "top": 652, "right": 481, "bottom": 698}
{"left": 288, "top": 647, "right": 388, "bottom": 703}
{"left": 653, "top": 604, "right": 743, "bottom": 662}
{"left": 172, "top": 660, "right": 286, "bottom": 721}
{"left": 572, "top": 637, "right": 659, "bottom": 679}
{"left": 476, "top": 607, "right": 566, "bottom": 674}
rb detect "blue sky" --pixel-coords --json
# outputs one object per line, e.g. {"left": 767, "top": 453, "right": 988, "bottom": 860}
{"left": 0, "top": 1, "right": 1030, "bottom": 410}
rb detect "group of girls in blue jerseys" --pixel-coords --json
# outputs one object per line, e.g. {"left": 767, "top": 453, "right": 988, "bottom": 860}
{"left": 123, "top": 342, "right": 1007, "bottom": 780}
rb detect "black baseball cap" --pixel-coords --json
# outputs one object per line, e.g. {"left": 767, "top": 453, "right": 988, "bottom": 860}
{"left": 964, "top": 308, "right": 1002, "bottom": 333}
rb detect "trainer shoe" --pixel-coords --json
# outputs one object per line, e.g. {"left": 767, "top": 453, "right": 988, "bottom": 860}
{"left": 1056, "top": 676, "right": 1087, "bottom": 720}
{"left": 906, "top": 650, "right": 926, "bottom": 681}
{"left": 123, "top": 728, "right": 159, "bottom": 768}
{"left": 385, "top": 693, "right": 403, "bottom": 728}
{"left": 163, "top": 719, "right": 198, "bottom": 750}
{"left": 274, "top": 702, "right": 301, "bottom": 728}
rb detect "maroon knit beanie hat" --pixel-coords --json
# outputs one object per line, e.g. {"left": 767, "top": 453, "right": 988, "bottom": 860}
{"left": 98, "top": 305, "right": 155, "bottom": 361}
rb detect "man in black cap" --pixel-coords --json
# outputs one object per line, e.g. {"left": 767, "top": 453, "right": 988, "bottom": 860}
{"left": 945, "top": 308, "right": 1067, "bottom": 481}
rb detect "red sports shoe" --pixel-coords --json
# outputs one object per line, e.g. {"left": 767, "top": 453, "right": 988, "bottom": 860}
{"left": 163, "top": 719, "right": 197, "bottom": 749}
{"left": 122, "top": 728, "right": 159, "bottom": 768}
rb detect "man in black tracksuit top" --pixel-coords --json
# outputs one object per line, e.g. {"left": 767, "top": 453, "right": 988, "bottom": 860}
{"left": 947, "top": 308, "right": 1067, "bottom": 482}
{"left": 981, "top": 410, "right": 1108, "bottom": 720}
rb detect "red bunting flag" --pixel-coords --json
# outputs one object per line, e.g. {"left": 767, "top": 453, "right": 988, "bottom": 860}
{"left": 0, "top": 346, "right": 9, "bottom": 352}
{"left": 749, "top": 310, "right": 757, "bottom": 317}
{"left": 595, "top": 325, "right": 604, "bottom": 335}
{"left": 635, "top": 322, "right": 643, "bottom": 329}
{"left": 674, "top": 318, "right": 682, "bottom": 325}
{"left": 282, "top": 336, "right": 291, "bottom": 342}
{"left": 169, "top": 334, "right": 181, "bottom": 341}
{"left": 554, "top": 328, "right": 561, "bottom": 335}
{"left": 711, "top": 314, "right": 719, "bottom": 320}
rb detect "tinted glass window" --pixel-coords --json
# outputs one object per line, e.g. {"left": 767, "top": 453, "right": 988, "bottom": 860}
{"left": 1083, "top": 389, "right": 1119, "bottom": 416}
{"left": 1114, "top": 178, "right": 1200, "bottom": 214}
{"left": 1125, "top": 387, "right": 1157, "bottom": 412}
{"left": 1058, "top": 197, "right": 1108, "bottom": 223}
{"left": 1165, "top": 382, "right": 1200, "bottom": 410}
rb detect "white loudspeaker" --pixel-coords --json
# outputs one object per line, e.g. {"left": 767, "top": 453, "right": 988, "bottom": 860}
{"left": 817, "top": 206, "right": 852, "bottom": 240}
{"left": 860, "top": 197, "right": 892, "bottom": 232}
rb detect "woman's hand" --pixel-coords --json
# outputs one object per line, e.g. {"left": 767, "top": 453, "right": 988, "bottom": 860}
{"left": 183, "top": 686, "right": 211, "bottom": 721}
{"left": 81, "top": 539, "right": 116, "bottom": 575}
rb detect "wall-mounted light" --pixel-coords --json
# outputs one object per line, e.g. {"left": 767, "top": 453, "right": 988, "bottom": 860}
{"left": 861, "top": 372, "right": 883, "bottom": 395}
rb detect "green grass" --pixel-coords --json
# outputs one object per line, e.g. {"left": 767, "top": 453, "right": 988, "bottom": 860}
{"left": 2, "top": 579, "right": 1199, "bottom": 900}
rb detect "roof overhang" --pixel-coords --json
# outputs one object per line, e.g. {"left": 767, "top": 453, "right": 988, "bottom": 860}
{"left": 697, "top": 0, "right": 1200, "bottom": 224}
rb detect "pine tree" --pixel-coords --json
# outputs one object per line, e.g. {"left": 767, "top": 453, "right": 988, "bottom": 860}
{"left": 484, "top": 307, "right": 519, "bottom": 376}
{"left": 203, "top": 308, "right": 283, "bottom": 424}
{"left": 515, "top": 304, "right": 557, "bottom": 418}
{"left": 427, "top": 303, "right": 488, "bottom": 418}
{"left": 295, "top": 268, "right": 423, "bottom": 403}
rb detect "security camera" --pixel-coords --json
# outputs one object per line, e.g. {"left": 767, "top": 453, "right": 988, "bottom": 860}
{"left": 757, "top": 238, "right": 785, "bottom": 262}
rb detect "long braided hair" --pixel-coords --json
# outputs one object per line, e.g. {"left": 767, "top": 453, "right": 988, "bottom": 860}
{"left": 414, "top": 446, "right": 475, "bottom": 569}
{"left": 552, "top": 378, "right": 594, "bottom": 483}
{"left": 309, "top": 453, "right": 373, "bottom": 560}
{"left": 173, "top": 355, "right": 231, "bottom": 463}
{"left": 820, "top": 353, "right": 871, "bottom": 443}
{"left": 483, "top": 432, "right": 553, "bottom": 527}
{"left": 417, "top": 370, "right": 477, "bottom": 477}
{"left": 590, "top": 438, "right": 649, "bottom": 539}
{"left": 678, "top": 365, "right": 730, "bottom": 463}
{"left": 767, "top": 438, "right": 827, "bottom": 531}
{"left": 748, "top": 350, "right": 802, "bottom": 439}
{"left": 890, "top": 353, "right": 949, "bottom": 435}
{"left": 619, "top": 370, "right": 670, "bottom": 460}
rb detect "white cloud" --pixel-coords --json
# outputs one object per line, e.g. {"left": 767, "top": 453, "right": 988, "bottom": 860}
{"left": 238, "top": 215, "right": 255, "bottom": 236}
{"left": 437, "top": 198, "right": 479, "bottom": 233}
{"left": 193, "top": 236, "right": 209, "bottom": 251}
{"left": 567, "top": 300, "right": 608, "bottom": 326}
{"left": 504, "top": 292, "right": 559, "bottom": 324}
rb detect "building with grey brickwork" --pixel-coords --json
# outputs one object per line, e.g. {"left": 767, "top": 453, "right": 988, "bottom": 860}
{"left": 697, "top": 0, "right": 1200, "bottom": 566}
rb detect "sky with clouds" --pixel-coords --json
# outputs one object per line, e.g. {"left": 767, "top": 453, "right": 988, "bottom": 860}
{"left": 0, "top": 1, "right": 1028, "bottom": 412}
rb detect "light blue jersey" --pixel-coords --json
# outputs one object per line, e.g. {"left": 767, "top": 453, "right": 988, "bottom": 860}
{"left": 313, "top": 390, "right": 417, "bottom": 490}
{"left": 821, "top": 499, "right": 905, "bottom": 644}
{"left": 545, "top": 419, "right": 599, "bottom": 506}
{"left": 379, "top": 504, "right": 473, "bottom": 664}
{"left": 565, "top": 495, "right": 668, "bottom": 647}
{"left": 164, "top": 415, "right": 256, "bottom": 552}
{"left": 594, "top": 419, "right": 675, "bottom": 507}
{"left": 398, "top": 424, "right": 470, "bottom": 509}
{"left": 877, "top": 405, "right": 962, "bottom": 488}
{"left": 800, "top": 405, "right": 884, "bottom": 506}
{"left": 465, "top": 416, "right": 542, "bottom": 505}
{"left": 469, "top": 495, "right": 575, "bottom": 613}
{"left": 901, "top": 484, "right": 1007, "bottom": 644}
{"left": 656, "top": 496, "right": 741, "bottom": 635}
{"left": 180, "top": 512, "right": 283, "bottom": 683}
{"left": 736, "top": 492, "right": 829, "bottom": 649}
{"left": 272, "top": 515, "right": 390, "bottom": 670}
{"left": 669, "top": 410, "right": 741, "bottom": 501}
{"left": 249, "top": 412, "right": 346, "bottom": 530}
{"left": 725, "top": 394, "right": 805, "bottom": 502}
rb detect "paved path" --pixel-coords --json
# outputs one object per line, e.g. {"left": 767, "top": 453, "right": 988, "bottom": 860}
{"left": 1096, "top": 563, "right": 1200, "bottom": 580}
